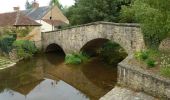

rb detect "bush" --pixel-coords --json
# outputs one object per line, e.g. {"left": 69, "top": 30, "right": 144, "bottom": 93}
{"left": 135, "top": 49, "right": 158, "bottom": 68}
{"left": 65, "top": 52, "right": 89, "bottom": 65}
{"left": 0, "top": 35, "right": 16, "bottom": 53}
{"left": 120, "top": 0, "right": 170, "bottom": 48}
{"left": 13, "top": 40, "right": 37, "bottom": 58}
{"left": 65, "top": 54, "right": 82, "bottom": 65}
{"left": 135, "top": 51, "right": 149, "bottom": 61}
{"left": 146, "top": 58, "right": 156, "bottom": 68}
{"left": 16, "top": 28, "right": 31, "bottom": 37}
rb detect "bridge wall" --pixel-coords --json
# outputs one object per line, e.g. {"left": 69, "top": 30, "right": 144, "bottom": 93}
{"left": 118, "top": 55, "right": 170, "bottom": 99}
{"left": 42, "top": 22, "right": 145, "bottom": 54}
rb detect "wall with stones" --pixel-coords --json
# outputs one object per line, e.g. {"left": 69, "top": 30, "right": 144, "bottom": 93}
{"left": 118, "top": 55, "right": 170, "bottom": 99}
{"left": 42, "top": 22, "right": 145, "bottom": 54}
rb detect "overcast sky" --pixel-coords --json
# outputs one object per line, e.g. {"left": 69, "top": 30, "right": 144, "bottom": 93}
{"left": 0, "top": 0, "right": 75, "bottom": 13}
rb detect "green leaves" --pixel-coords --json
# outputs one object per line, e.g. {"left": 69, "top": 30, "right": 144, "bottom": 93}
{"left": 65, "top": 0, "right": 132, "bottom": 25}
{"left": 121, "top": 0, "right": 170, "bottom": 48}
{"left": 65, "top": 52, "right": 89, "bottom": 65}
{"left": 13, "top": 40, "right": 37, "bottom": 59}
{"left": 0, "top": 35, "right": 16, "bottom": 53}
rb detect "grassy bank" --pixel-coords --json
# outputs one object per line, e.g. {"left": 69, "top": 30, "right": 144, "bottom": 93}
{"left": 134, "top": 50, "right": 170, "bottom": 78}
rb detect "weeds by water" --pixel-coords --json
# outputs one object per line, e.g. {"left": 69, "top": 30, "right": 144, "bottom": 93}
{"left": 65, "top": 52, "right": 89, "bottom": 65}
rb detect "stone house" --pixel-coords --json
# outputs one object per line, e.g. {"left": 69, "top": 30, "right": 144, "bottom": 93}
{"left": 21, "top": 1, "right": 69, "bottom": 32}
{"left": 0, "top": 11, "right": 41, "bottom": 48}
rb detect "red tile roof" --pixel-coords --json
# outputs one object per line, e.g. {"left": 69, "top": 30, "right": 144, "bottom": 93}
{"left": 42, "top": 19, "right": 66, "bottom": 26}
{"left": 0, "top": 12, "right": 41, "bottom": 27}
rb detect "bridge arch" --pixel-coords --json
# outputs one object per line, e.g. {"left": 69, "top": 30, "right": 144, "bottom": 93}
{"left": 80, "top": 38, "right": 128, "bottom": 56}
{"left": 45, "top": 43, "right": 65, "bottom": 55}
{"left": 80, "top": 38, "right": 109, "bottom": 56}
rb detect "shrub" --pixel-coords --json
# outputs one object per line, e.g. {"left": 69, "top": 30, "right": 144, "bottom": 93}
{"left": 13, "top": 40, "right": 37, "bottom": 58}
{"left": 16, "top": 28, "right": 31, "bottom": 37}
{"left": 65, "top": 54, "right": 82, "bottom": 65}
{"left": 65, "top": 52, "right": 89, "bottom": 65}
{"left": 120, "top": 0, "right": 170, "bottom": 48}
{"left": 0, "top": 35, "right": 16, "bottom": 53}
{"left": 135, "top": 51, "right": 149, "bottom": 61}
{"left": 135, "top": 49, "right": 158, "bottom": 68}
{"left": 146, "top": 58, "right": 156, "bottom": 68}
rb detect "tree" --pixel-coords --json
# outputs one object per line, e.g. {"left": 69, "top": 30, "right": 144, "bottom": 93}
{"left": 49, "top": 0, "right": 63, "bottom": 10}
{"left": 25, "top": 0, "right": 32, "bottom": 10}
{"left": 65, "top": 0, "right": 132, "bottom": 25}
{"left": 120, "top": 0, "right": 170, "bottom": 48}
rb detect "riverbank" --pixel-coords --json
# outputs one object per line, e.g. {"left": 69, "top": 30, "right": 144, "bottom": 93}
{"left": 0, "top": 57, "right": 16, "bottom": 70}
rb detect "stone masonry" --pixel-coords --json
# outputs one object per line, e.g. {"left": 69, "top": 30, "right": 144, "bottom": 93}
{"left": 118, "top": 55, "right": 170, "bottom": 99}
{"left": 42, "top": 21, "right": 145, "bottom": 54}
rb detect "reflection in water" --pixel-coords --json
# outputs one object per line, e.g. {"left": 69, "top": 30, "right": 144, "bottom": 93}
{"left": 0, "top": 79, "right": 89, "bottom": 100}
{"left": 0, "top": 53, "right": 117, "bottom": 100}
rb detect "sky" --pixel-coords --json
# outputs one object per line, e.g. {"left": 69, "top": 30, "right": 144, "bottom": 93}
{"left": 0, "top": 0, "right": 75, "bottom": 13}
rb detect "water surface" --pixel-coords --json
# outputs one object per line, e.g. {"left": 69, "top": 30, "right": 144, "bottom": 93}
{"left": 0, "top": 53, "right": 117, "bottom": 100}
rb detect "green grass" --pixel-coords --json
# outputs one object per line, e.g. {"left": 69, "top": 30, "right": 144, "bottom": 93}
{"left": 135, "top": 49, "right": 158, "bottom": 68}
{"left": 65, "top": 52, "right": 89, "bottom": 65}
{"left": 160, "top": 67, "right": 170, "bottom": 78}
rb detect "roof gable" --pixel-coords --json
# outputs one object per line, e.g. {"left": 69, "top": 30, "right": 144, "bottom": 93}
{"left": 0, "top": 12, "right": 41, "bottom": 27}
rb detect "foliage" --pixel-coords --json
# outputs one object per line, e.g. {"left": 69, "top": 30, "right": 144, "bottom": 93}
{"left": 145, "top": 58, "right": 157, "bottom": 68}
{"left": 13, "top": 40, "right": 37, "bottom": 59}
{"left": 160, "top": 67, "right": 170, "bottom": 78}
{"left": 135, "top": 49, "right": 158, "bottom": 68}
{"left": 49, "top": 0, "right": 63, "bottom": 10}
{"left": 16, "top": 28, "right": 31, "bottom": 37}
{"left": 119, "top": 4, "right": 137, "bottom": 23}
{"left": 120, "top": 0, "right": 170, "bottom": 48}
{"left": 98, "top": 41, "right": 127, "bottom": 65}
{"left": 160, "top": 53, "right": 170, "bottom": 78}
{"left": 65, "top": 0, "right": 132, "bottom": 25}
{"left": 135, "top": 51, "right": 149, "bottom": 61}
{"left": 25, "top": 0, "right": 32, "bottom": 10}
{"left": 0, "top": 35, "right": 16, "bottom": 53}
{"left": 65, "top": 52, "right": 89, "bottom": 65}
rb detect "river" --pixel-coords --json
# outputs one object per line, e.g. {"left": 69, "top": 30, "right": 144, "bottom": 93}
{"left": 0, "top": 53, "right": 117, "bottom": 100}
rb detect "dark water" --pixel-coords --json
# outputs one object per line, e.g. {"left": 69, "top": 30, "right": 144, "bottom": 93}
{"left": 0, "top": 53, "right": 117, "bottom": 100}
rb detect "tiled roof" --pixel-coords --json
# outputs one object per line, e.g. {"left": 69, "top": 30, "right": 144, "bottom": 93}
{"left": 0, "top": 12, "right": 41, "bottom": 27}
{"left": 21, "top": 6, "right": 51, "bottom": 20}
{"left": 42, "top": 19, "right": 67, "bottom": 26}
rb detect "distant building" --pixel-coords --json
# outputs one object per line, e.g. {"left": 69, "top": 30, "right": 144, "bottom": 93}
{"left": 21, "top": 0, "right": 69, "bottom": 32}
{"left": 0, "top": 11, "right": 41, "bottom": 48}
{"left": 0, "top": 0, "right": 69, "bottom": 49}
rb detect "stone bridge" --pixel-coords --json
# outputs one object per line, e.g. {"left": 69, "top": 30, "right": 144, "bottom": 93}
{"left": 42, "top": 21, "right": 145, "bottom": 54}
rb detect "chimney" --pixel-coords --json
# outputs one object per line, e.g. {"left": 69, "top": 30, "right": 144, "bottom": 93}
{"left": 13, "top": 7, "right": 20, "bottom": 11}
{"left": 32, "top": 0, "right": 39, "bottom": 8}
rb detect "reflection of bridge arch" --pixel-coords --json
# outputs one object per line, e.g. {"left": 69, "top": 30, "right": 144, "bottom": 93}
{"left": 42, "top": 22, "right": 145, "bottom": 54}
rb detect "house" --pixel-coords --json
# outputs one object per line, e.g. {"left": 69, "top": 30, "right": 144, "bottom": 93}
{"left": 21, "top": 1, "right": 69, "bottom": 32}
{"left": 0, "top": 10, "right": 42, "bottom": 48}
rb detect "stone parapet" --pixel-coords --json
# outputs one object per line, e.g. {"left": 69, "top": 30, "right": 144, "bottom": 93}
{"left": 118, "top": 55, "right": 170, "bottom": 99}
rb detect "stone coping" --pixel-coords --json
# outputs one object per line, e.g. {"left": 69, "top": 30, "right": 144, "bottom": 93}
{"left": 43, "top": 21, "right": 140, "bottom": 33}
{"left": 118, "top": 55, "right": 170, "bottom": 84}
{"left": 100, "top": 86, "right": 156, "bottom": 100}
